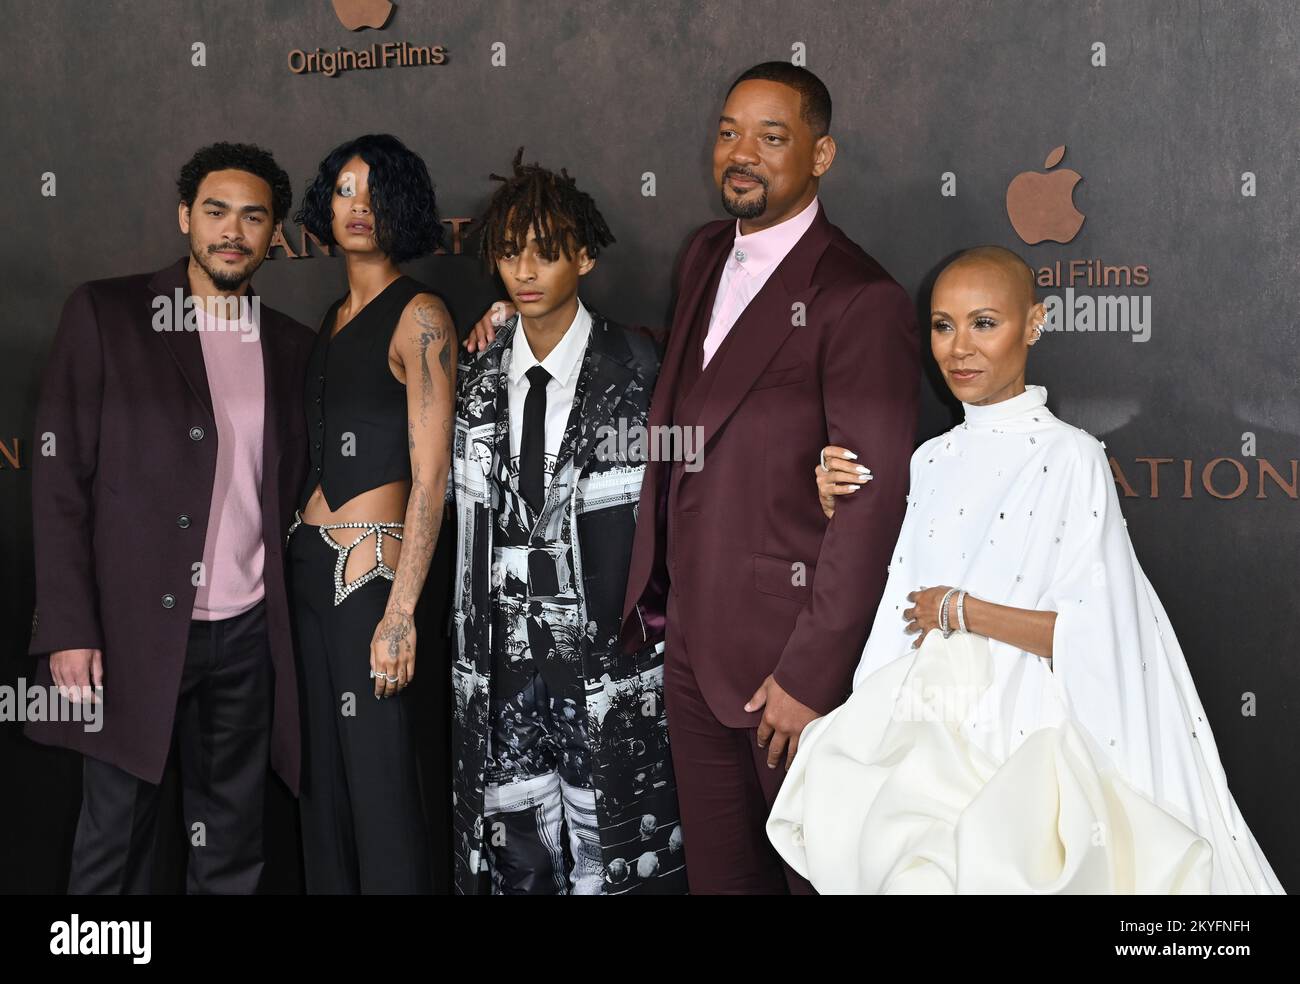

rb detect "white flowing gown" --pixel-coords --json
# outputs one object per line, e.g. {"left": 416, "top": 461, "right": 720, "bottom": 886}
{"left": 767, "top": 385, "right": 1282, "bottom": 894}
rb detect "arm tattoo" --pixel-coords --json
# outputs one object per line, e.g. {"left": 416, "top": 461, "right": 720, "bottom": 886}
{"left": 413, "top": 300, "right": 445, "bottom": 428}
{"left": 384, "top": 296, "right": 453, "bottom": 622}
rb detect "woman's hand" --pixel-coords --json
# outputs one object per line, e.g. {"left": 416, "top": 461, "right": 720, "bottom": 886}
{"left": 463, "top": 300, "right": 515, "bottom": 353}
{"left": 815, "top": 445, "right": 872, "bottom": 518}
{"left": 903, "top": 586, "right": 954, "bottom": 648}
{"left": 371, "top": 611, "right": 416, "bottom": 698}
{"left": 903, "top": 588, "right": 1057, "bottom": 662}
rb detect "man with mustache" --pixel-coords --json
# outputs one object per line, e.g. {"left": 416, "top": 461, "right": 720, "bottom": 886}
{"left": 462, "top": 63, "right": 920, "bottom": 893}
{"left": 620, "top": 62, "right": 920, "bottom": 893}
{"left": 26, "top": 143, "right": 313, "bottom": 893}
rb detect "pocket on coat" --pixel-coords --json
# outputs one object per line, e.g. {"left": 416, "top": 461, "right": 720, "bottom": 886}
{"left": 753, "top": 552, "right": 815, "bottom": 603}
{"left": 751, "top": 363, "right": 808, "bottom": 390}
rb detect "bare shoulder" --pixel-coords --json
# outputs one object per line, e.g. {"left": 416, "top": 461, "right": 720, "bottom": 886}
{"left": 392, "top": 292, "right": 457, "bottom": 388}
{"left": 393, "top": 291, "right": 455, "bottom": 359}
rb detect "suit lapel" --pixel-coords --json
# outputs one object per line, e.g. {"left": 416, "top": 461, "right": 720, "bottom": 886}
{"left": 487, "top": 322, "right": 516, "bottom": 503}
{"left": 559, "top": 315, "right": 638, "bottom": 481}
{"left": 149, "top": 258, "right": 215, "bottom": 420}
{"left": 258, "top": 304, "right": 296, "bottom": 470}
{"left": 678, "top": 204, "right": 833, "bottom": 452}
{"left": 646, "top": 223, "right": 732, "bottom": 433}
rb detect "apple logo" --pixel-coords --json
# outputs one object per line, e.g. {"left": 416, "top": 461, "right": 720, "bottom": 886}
{"left": 1006, "top": 145, "right": 1085, "bottom": 245}
{"left": 332, "top": 0, "right": 394, "bottom": 31}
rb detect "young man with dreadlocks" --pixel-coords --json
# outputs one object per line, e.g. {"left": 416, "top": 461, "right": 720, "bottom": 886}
{"left": 447, "top": 149, "right": 686, "bottom": 895}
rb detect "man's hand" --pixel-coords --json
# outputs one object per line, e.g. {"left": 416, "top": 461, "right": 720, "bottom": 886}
{"left": 745, "top": 674, "right": 819, "bottom": 770}
{"left": 50, "top": 648, "right": 102, "bottom": 703}
{"left": 463, "top": 301, "right": 515, "bottom": 353}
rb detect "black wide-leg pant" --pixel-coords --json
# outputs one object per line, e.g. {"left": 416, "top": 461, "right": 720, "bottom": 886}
{"left": 288, "top": 520, "right": 431, "bottom": 894}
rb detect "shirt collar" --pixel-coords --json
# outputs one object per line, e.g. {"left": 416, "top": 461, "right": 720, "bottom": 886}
{"left": 507, "top": 297, "right": 592, "bottom": 387}
{"left": 727, "top": 195, "right": 820, "bottom": 278}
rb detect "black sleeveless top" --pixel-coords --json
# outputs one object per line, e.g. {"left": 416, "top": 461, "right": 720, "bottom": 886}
{"left": 300, "top": 275, "right": 432, "bottom": 510}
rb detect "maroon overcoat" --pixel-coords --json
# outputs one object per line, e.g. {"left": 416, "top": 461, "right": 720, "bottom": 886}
{"left": 26, "top": 257, "right": 313, "bottom": 794}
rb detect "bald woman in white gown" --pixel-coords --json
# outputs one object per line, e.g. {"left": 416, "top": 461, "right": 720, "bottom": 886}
{"left": 766, "top": 247, "right": 1282, "bottom": 894}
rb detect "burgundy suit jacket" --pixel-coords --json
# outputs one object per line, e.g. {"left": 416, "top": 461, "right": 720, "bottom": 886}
{"left": 26, "top": 257, "right": 313, "bottom": 793}
{"left": 620, "top": 203, "right": 920, "bottom": 724}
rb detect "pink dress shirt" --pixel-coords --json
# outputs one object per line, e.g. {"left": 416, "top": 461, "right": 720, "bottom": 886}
{"left": 702, "top": 195, "right": 820, "bottom": 367}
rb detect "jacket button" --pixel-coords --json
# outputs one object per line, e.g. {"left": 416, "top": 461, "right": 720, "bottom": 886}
{"left": 161, "top": 594, "right": 176, "bottom": 609}
{"left": 314, "top": 442, "right": 321, "bottom": 450}
{"left": 189, "top": 426, "right": 204, "bottom": 441}
{"left": 177, "top": 515, "right": 190, "bottom": 529}
{"left": 314, "top": 395, "right": 321, "bottom": 404}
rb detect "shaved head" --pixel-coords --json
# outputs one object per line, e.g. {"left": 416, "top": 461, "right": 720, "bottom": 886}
{"left": 929, "top": 244, "right": 1046, "bottom": 407}
{"left": 938, "top": 245, "right": 1037, "bottom": 313}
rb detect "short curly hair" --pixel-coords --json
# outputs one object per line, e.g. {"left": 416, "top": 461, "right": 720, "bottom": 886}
{"left": 176, "top": 142, "right": 294, "bottom": 225}
{"left": 294, "top": 133, "right": 444, "bottom": 263}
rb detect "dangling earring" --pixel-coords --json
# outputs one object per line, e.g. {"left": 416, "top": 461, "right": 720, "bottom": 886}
{"left": 1031, "top": 322, "right": 1044, "bottom": 342}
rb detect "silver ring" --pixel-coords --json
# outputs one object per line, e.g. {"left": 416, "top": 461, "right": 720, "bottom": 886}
{"left": 819, "top": 448, "right": 828, "bottom": 471}
{"left": 384, "top": 672, "right": 399, "bottom": 684}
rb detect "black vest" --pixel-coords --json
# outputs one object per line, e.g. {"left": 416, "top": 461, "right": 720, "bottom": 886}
{"left": 301, "top": 275, "right": 432, "bottom": 510}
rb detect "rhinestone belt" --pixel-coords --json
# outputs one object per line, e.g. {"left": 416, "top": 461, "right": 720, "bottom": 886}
{"left": 288, "top": 510, "right": 404, "bottom": 606}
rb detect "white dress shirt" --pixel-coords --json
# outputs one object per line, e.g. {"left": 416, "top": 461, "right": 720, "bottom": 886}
{"left": 506, "top": 298, "right": 592, "bottom": 487}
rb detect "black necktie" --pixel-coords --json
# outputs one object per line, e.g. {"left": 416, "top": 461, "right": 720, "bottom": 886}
{"left": 520, "top": 364, "right": 551, "bottom": 511}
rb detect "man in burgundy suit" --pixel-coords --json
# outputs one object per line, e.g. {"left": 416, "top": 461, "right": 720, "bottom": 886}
{"left": 26, "top": 143, "right": 313, "bottom": 893}
{"left": 618, "top": 63, "right": 921, "bottom": 893}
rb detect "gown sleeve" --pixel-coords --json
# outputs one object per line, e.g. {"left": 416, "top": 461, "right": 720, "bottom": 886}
{"left": 1038, "top": 432, "right": 1282, "bottom": 893}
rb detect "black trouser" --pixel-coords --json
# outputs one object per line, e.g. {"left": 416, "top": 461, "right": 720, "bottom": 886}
{"left": 68, "top": 599, "right": 273, "bottom": 895}
{"left": 288, "top": 520, "right": 431, "bottom": 894}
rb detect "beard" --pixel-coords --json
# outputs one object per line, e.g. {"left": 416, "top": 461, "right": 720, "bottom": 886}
{"left": 190, "top": 238, "right": 260, "bottom": 291}
{"left": 719, "top": 168, "right": 769, "bottom": 219}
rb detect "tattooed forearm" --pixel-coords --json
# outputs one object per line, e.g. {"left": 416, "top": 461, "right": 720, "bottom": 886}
{"left": 385, "top": 477, "right": 444, "bottom": 618}
{"left": 389, "top": 294, "right": 454, "bottom": 619}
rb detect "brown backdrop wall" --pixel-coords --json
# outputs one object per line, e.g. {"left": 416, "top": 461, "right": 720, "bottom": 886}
{"left": 1, "top": 0, "right": 1296, "bottom": 892}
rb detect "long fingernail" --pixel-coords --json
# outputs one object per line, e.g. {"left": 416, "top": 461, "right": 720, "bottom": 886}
{"left": 843, "top": 451, "right": 858, "bottom": 460}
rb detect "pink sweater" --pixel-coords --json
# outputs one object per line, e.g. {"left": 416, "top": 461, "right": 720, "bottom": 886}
{"left": 191, "top": 303, "right": 266, "bottom": 620}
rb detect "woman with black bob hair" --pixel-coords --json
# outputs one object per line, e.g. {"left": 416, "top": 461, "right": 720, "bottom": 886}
{"left": 287, "top": 133, "right": 454, "bottom": 893}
